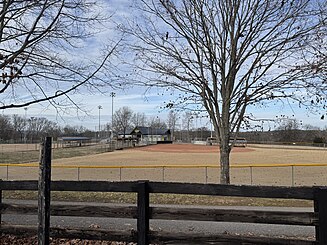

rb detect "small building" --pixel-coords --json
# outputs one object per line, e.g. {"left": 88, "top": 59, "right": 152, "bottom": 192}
{"left": 205, "top": 137, "right": 247, "bottom": 147}
{"left": 116, "top": 128, "right": 134, "bottom": 140}
{"left": 230, "top": 137, "right": 247, "bottom": 147}
{"left": 130, "top": 126, "right": 172, "bottom": 144}
{"left": 58, "top": 136, "right": 92, "bottom": 147}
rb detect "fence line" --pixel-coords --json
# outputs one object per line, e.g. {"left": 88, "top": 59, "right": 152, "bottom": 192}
{"left": 1, "top": 180, "right": 326, "bottom": 244}
{"left": 3, "top": 162, "right": 327, "bottom": 168}
{"left": 2, "top": 163, "right": 327, "bottom": 186}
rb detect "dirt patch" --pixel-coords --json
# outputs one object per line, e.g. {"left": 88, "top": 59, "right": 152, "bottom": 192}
{"left": 135, "top": 143, "right": 254, "bottom": 153}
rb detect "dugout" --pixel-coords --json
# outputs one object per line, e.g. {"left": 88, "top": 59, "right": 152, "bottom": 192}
{"left": 58, "top": 137, "right": 92, "bottom": 147}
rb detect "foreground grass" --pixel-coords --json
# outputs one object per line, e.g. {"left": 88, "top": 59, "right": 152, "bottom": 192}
{"left": 3, "top": 190, "right": 312, "bottom": 207}
{"left": 0, "top": 151, "right": 39, "bottom": 164}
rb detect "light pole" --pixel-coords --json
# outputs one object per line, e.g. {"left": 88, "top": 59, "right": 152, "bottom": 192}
{"left": 110, "top": 92, "right": 116, "bottom": 134}
{"left": 98, "top": 105, "right": 102, "bottom": 140}
{"left": 210, "top": 119, "right": 213, "bottom": 138}
{"left": 24, "top": 107, "right": 28, "bottom": 118}
{"left": 24, "top": 107, "right": 28, "bottom": 143}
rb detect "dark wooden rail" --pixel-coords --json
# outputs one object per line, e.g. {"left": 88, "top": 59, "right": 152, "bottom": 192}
{"left": 1, "top": 180, "right": 327, "bottom": 244}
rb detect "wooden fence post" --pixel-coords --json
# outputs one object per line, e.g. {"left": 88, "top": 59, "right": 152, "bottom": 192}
{"left": 0, "top": 179, "right": 2, "bottom": 228}
{"left": 38, "top": 137, "right": 52, "bottom": 245}
{"left": 314, "top": 187, "right": 327, "bottom": 244}
{"left": 137, "top": 181, "right": 150, "bottom": 245}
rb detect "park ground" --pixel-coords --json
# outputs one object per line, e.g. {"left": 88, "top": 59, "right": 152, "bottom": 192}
{"left": 1, "top": 143, "right": 327, "bottom": 186}
{"left": 1, "top": 143, "right": 323, "bottom": 244}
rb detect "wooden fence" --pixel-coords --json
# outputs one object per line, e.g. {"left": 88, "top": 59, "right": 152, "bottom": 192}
{"left": 1, "top": 137, "right": 327, "bottom": 244}
{"left": 1, "top": 180, "right": 327, "bottom": 244}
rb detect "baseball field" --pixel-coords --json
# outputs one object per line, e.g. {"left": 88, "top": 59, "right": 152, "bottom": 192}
{"left": 1, "top": 143, "right": 327, "bottom": 186}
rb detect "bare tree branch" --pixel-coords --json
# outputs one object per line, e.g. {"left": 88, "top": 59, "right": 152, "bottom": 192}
{"left": 0, "top": 0, "right": 120, "bottom": 110}
{"left": 123, "top": 0, "right": 326, "bottom": 184}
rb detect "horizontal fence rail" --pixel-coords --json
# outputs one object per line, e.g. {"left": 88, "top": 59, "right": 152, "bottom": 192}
{"left": 0, "top": 203, "right": 317, "bottom": 226}
{"left": 1, "top": 180, "right": 327, "bottom": 244}
{"left": 0, "top": 180, "right": 317, "bottom": 199}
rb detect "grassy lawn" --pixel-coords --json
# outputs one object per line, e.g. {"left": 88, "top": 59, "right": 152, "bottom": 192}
{"left": 0, "top": 144, "right": 111, "bottom": 164}
{"left": 0, "top": 151, "right": 40, "bottom": 164}
{"left": 3, "top": 190, "right": 312, "bottom": 207}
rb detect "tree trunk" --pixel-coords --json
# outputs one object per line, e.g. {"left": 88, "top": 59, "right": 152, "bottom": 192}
{"left": 219, "top": 135, "right": 231, "bottom": 184}
{"left": 220, "top": 148, "right": 231, "bottom": 184}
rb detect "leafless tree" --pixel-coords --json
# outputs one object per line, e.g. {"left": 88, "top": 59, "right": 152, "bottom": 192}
{"left": 275, "top": 118, "right": 301, "bottom": 142}
{"left": 12, "top": 114, "right": 27, "bottom": 142}
{"left": 131, "top": 112, "right": 147, "bottom": 127}
{"left": 297, "top": 3, "right": 327, "bottom": 121}
{"left": 0, "top": 0, "right": 120, "bottom": 111}
{"left": 148, "top": 116, "right": 167, "bottom": 129}
{"left": 167, "top": 110, "right": 178, "bottom": 140}
{"left": 303, "top": 124, "right": 320, "bottom": 131}
{"left": 26, "top": 117, "right": 58, "bottom": 142}
{"left": 0, "top": 114, "right": 12, "bottom": 141}
{"left": 276, "top": 119, "right": 301, "bottom": 131}
{"left": 182, "top": 112, "right": 193, "bottom": 143}
{"left": 113, "top": 106, "right": 133, "bottom": 138}
{"left": 125, "top": 0, "right": 327, "bottom": 184}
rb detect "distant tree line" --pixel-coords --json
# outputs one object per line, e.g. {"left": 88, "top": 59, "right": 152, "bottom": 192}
{"left": 0, "top": 114, "right": 94, "bottom": 143}
{"left": 0, "top": 110, "right": 325, "bottom": 144}
{"left": 240, "top": 130, "right": 327, "bottom": 145}
{"left": 239, "top": 120, "right": 327, "bottom": 144}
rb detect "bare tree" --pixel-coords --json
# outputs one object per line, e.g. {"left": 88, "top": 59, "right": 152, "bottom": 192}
{"left": 167, "top": 110, "right": 178, "bottom": 140}
{"left": 303, "top": 124, "right": 320, "bottom": 131}
{"left": 297, "top": 3, "right": 327, "bottom": 121}
{"left": 125, "top": 0, "right": 326, "bottom": 184}
{"left": 148, "top": 116, "right": 167, "bottom": 129}
{"left": 275, "top": 118, "right": 301, "bottom": 142}
{"left": 61, "top": 125, "right": 89, "bottom": 137}
{"left": 26, "top": 117, "right": 58, "bottom": 142}
{"left": 113, "top": 106, "right": 133, "bottom": 138}
{"left": 302, "top": 3, "right": 327, "bottom": 82}
{"left": 131, "top": 112, "right": 147, "bottom": 127}
{"left": 276, "top": 119, "right": 301, "bottom": 132}
{"left": 12, "top": 114, "right": 27, "bottom": 142}
{"left": 0, "top": 1, "right": 119, "bottom": 111}
{"left": 182, "top": 112, "right": 193, "bottom": 143}
{"left": 0, "top": 114, "right": 12, "bottom": 141}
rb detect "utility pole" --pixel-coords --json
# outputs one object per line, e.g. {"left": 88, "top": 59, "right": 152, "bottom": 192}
{"left": 98, "top": 105, "right": 102, "bottom": 140}
{"left": 110, "top": 92, "right": 116, "bottom": 135}
{"left": 24, "top": 107, "right": 28, "bottom": 143}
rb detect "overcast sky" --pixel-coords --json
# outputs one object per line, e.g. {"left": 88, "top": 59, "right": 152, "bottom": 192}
{"left": 2, "top": 0, "right": 326, "bottom": 130}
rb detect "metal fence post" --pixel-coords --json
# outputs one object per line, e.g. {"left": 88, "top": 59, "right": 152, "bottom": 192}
{"left": 250, "top": 166, "right": 253, "bottom": 185}
{"left": 292, "top": 165, "right": 294, "bottom": 186}
{"left": 38, "top": 137, "right": 52, "bottom": 245}
{"left": 205, "top": 166, "right": 208, "bottom": 184}
{"left": 137, "top": 181, "right": 150, "bottom": 245}
{"left": 77, "top": 167, "right": 80, "bottom": 181}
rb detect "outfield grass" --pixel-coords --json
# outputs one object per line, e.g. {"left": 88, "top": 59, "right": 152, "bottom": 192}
{"left": 0, "top": 151, "right": 39, "bottom": 164}
{"left": 0, "top": 144, "right": 111, "bottom": 164}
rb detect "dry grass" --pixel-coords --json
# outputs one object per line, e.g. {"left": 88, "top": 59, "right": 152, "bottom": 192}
{"left": 0, "top": 144, "right": 111, "bottom": 163}
{"left": 3, "top": 190, "right": 312, "bottom": 207}
{"left": 2, "top": 143, "right": 326, "bottom": 206}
